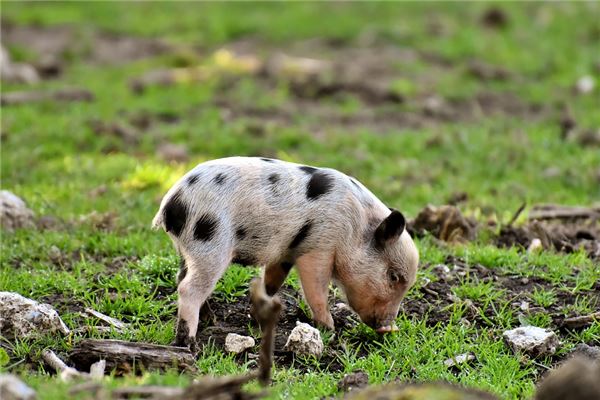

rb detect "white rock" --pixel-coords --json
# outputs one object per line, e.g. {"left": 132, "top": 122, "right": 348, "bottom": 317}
{"left": 0, "top": 374, "right": 36, "bottom": 400}
{"left": 444, "top": 352, "right": 475, "bottom": 367}
{"left": 503, "top": 326, "right": 559, "bottom": 357}
{"left": 284, "top": 321, "right": 324, "bottom": 357}
{"left": 224, "top": 333, "right": 255, "bottom": 354}
{"left": 0, "top": 45, "right": 40, "bottom": 85}
{"left": 0, "top": 292, "right": 70, "bottom": 339}
{"left": 0, "top": 191, "right": 35, "bottom": 231}
{"left": 519, "top": 301, "right": 530, "bottom": 312}
{"left": 527, "top": 238, "right": 543, "bottom": 253}
{"left": 434, "top": 264, "right": 451, "bottom": 274}
{"left": 576, "top": 75, "right": 595, "bottom": 94}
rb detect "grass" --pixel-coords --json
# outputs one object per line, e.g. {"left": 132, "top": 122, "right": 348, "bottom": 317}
{"left": 1, "top": 2, "right": 599, "bottom": 400}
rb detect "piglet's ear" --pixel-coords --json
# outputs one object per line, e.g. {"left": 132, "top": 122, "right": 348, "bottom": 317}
{"left": 374, "top": 209, "right": 406, "bottom": 248}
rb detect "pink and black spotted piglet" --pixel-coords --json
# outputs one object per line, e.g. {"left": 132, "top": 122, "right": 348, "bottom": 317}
{"left": 153, "top": 157, "right": 419, "bottom": 350}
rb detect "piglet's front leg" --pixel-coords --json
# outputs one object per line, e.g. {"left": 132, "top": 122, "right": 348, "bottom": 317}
{"left": 295, "top": 251, "right": 334, "bottom": 330}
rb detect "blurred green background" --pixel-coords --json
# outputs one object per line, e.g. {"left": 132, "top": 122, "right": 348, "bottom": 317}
{"left": 1, "top": 2, "right": 599, "bottom": 399}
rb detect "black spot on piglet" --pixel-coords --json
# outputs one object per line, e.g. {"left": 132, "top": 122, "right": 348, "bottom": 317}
{"left": 281, "top": 262, "right": 293, "bottom": 272}
{"left": 306, "top": 171, "right": 333, "bottom": 200}
{"left": 213, "top": 173, "right": 226, "bottom": 185}
{"left": 232, "top": 254, "right": 257, "bottom": 267}
{"left": 299, "top": 166, "right": 317, "bottom": 175}
{"left": 261, "top": 158, "right": 276, "bottom": 162}
{"left": 235, "top": 227, "right": 247, "bottom": 240}
{"left": 289, "top": 221, "right": 312, "bottom": 248}
{"left": 268, "top": 173, "right": 279, "bottom": 185}
{"left": 164, "top": 191, "right": 188, "bottom": 237}
{"left": 186, "top": 174, "right": 200, "bottom": 185}
{"left": 193, "top": 214, "right": 218, "bottom": 241}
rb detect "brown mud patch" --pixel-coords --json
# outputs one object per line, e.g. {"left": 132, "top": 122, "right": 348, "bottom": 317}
{"left": 211, "top": 88, "right": 544, "bottom": 134}
{"left": 196, "top": 286, "right": 361, "bottom": 372}
{"left": 409, "top": 204, "right": 600, "bottom": 260}
{"left": 1, "top": 21, "right": 170, "bottom": 68}
{"left": 496, "top": 205, "right": 600, "bottom": 260}
{"left": 125, "top": 37, "right": 547, "bottom": 133}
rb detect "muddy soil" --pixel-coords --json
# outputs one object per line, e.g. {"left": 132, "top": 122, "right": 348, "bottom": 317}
{"left": 1, "top": 22, "right": 170, "bottom": 66}
{"left": 409, "top": 203, "right": 600, "bottom": 261}
{"left": 496, "top": 217, "right": 600, "bottom": 260}
{"left": 192, "top": 255, "right": 598, "bottom": 372}
{"left": 197, "top": 286, "right": 362, "bottom": 372}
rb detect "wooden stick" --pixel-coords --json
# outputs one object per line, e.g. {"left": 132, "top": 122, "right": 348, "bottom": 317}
{"left": 562, "top": 312, "right": 600, "bottom": 329}
{"left": 69, "top": 340, "right": 196, "bottom": 373}
{"left": 507, "top": 202, "right": 526, "bottom": 227}
{"left": 84, "top": 308, "right": 129, "bottom": 331}
{"left": 41, "top": 349, "right": 83, "bottom": 381}
{"left": 249, "top": 278, "right": 283, "bottom": 386}
{"left": 529, "top": 205, "right": 600, "bottom": 220}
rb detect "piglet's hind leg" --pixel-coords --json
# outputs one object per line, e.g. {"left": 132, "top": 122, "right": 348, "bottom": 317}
{"left": 174, "top": 258, "right": 228, "bottom": 352}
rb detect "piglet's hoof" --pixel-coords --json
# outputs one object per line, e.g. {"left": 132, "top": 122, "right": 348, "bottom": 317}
{"left": 171, "top": 337, "right": 199, "bottom": 355}
{"left": 313, "top": 318, "right": 335, "bottom": 331}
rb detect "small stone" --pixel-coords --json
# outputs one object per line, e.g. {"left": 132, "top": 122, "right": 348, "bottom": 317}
{"left": 284, "top": 321, "right": 324, "bottom": 357}
{"left": 503, "top": 326, "right": 559, "bottom": 357}
{"left": 459, "top": 318, "right": 472, "bottom": 328}
{"left": 528, "top": 238, "right": 543, "bottom": 253}
{"left": 48, "top": 245, "right": 62, "bottom": 263}
{"left": 433, "top": 264, "right": 452, "bottom": 281}
{"left": 337, "top": 370, "right": 369, "bottom": 392}
{"left": 224, "top": 333, "right": 255, "bottom": 354}
{"left": 0, "top": 45, "right": 40, "bottom": 85}
{"left": 444, "top": 352, "right": 475, "bottom": 368}
{"left": 422, "top": 95, "right": 446, "bottom": 116}
{"left": 0, "top": 374, "right": 36, "bottom": 400}
{"left": 0, "top": 191, "right": 35, "bottom": 231}
{"left": 434, "top": 264, "right": 451, "bottom": 274}
{"left": 575, "top": 75, "right": 595, "bottom": 94}
{"left": 334, "top": 302, "right": 350, "bottom": 312}
{"left": 0, "top": 292, "right": 70, "bottom": 339}
{"left": 519, "top": 301, "right": 530, "bottom": 312}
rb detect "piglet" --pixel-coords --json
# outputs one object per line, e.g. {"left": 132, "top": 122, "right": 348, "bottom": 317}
{"left": 153, "top": 157, "right": 419, "bottom": 350}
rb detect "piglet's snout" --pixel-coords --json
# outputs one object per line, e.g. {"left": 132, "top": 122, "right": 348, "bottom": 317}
{"left": 362, "top": 314, "right": 399, "bottom": 334}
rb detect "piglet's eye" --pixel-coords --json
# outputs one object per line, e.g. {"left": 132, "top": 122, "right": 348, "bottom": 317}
{"left": 388, "top": 270, "right": 405, "bottom": 284}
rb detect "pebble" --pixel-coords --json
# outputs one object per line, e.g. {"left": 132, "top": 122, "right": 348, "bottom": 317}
{"left": 444, "top": 352, "right": 475, "bottom": 368}
{"left": 284, "top": 321, "right": 324, "bottom": 357}
{"left": 503, "top": 326, "right": 559, "bottom": 357}
{"left": 224, "top": 333, "right": 255, "bottom": 354}
{"left": 0, "top": 292, "right": 70, "bottom": 339}
{"left": 0, "top": 374, "right": 36, "bottom": 400}
{"left": 575, "top": 75, "right": 595, "bottom": 94}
